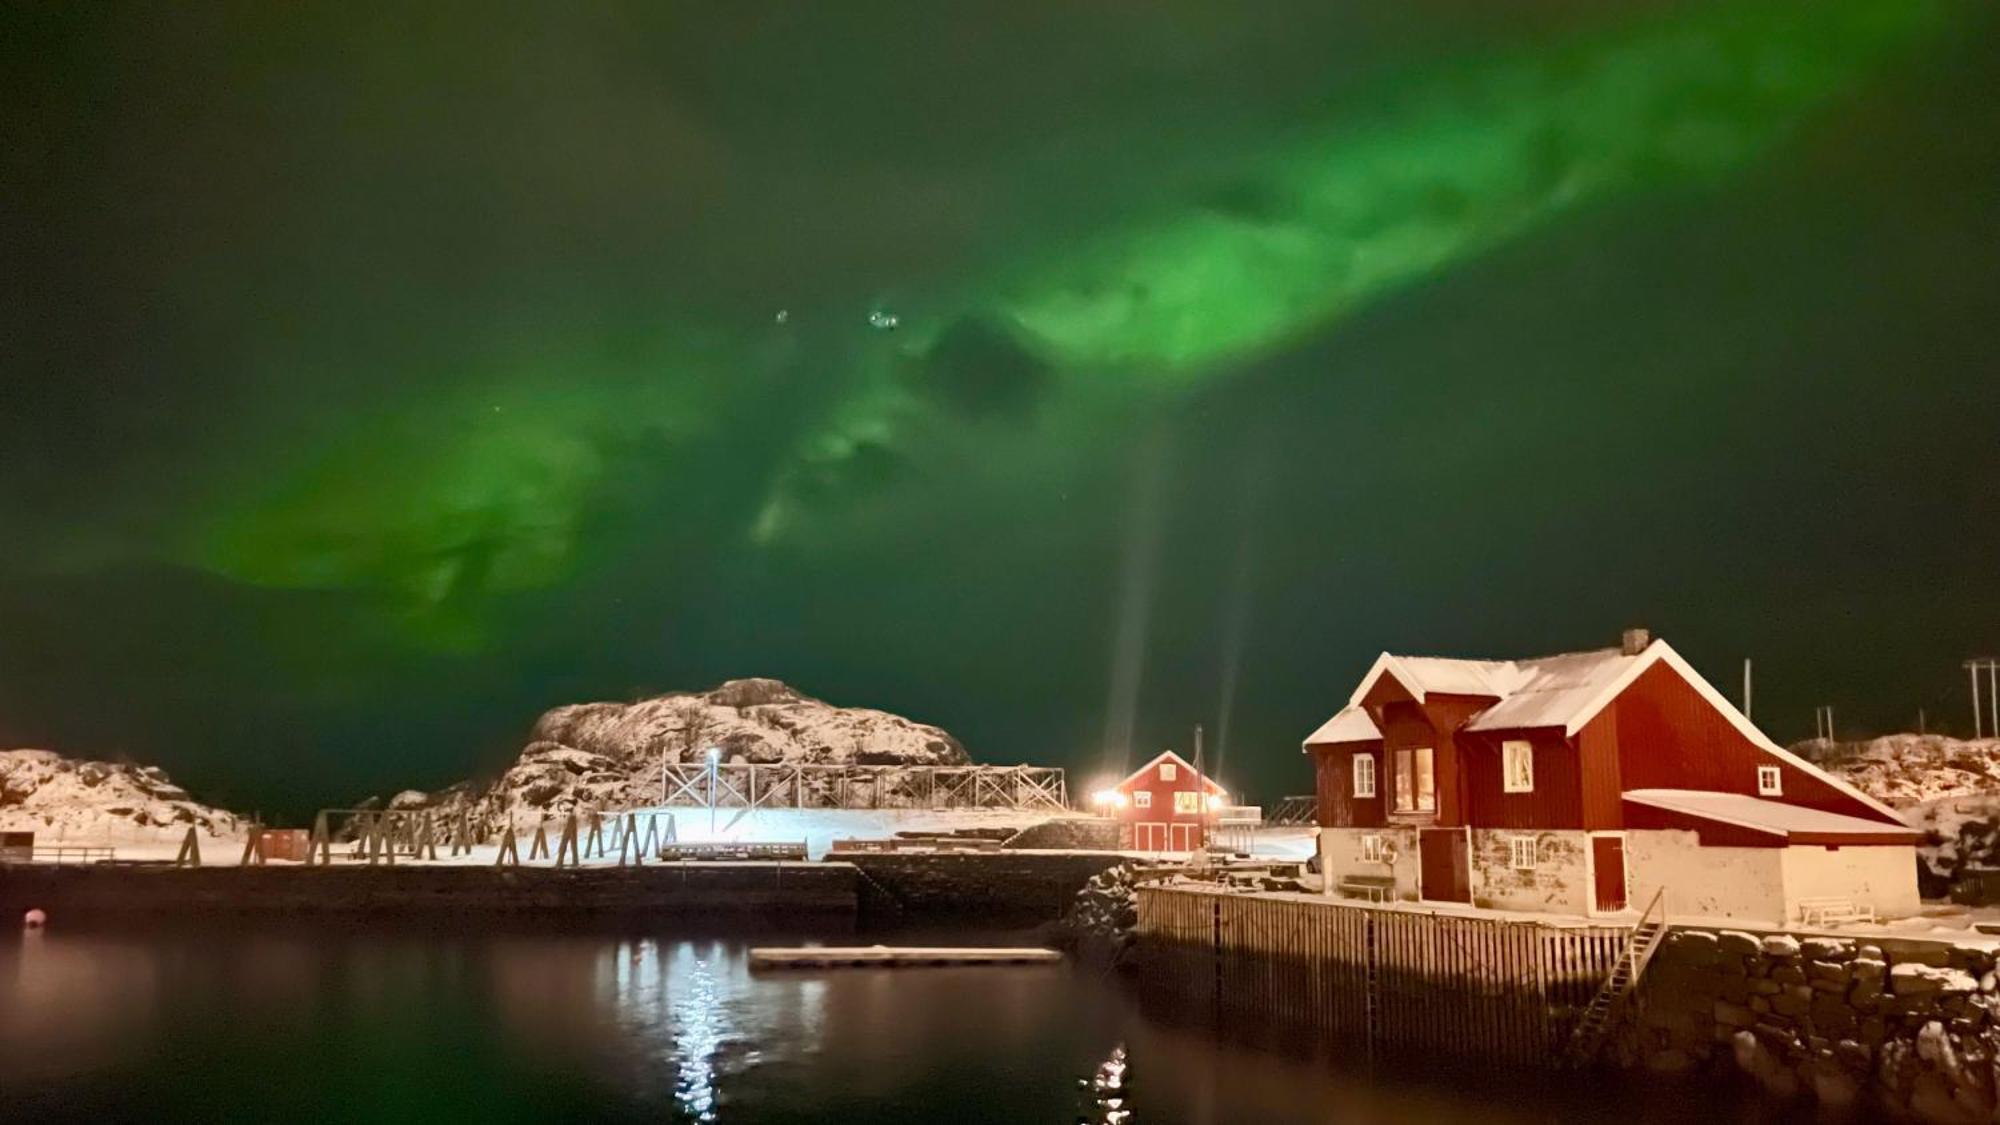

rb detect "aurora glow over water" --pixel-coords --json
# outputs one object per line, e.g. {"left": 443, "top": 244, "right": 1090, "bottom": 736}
{"left": 3, "top": 0, "right": 1997, "bottom": 812}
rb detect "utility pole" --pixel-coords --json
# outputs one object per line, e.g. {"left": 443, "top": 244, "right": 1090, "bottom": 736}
{"left": 1742, "top": 659, "right": 1753, "bottom": 720}
{"left": 1814, "top": 705, "right": 1835, "bottom": 745}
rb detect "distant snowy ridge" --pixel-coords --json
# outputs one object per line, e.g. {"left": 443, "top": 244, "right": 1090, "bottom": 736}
{"left": 1803, "top": 734, "right": 2000, "bottom": 890}
{"left": 394, "top": 677, "right": 974, "bottom": 824}
{"left": 0, "top": 748, "right": 241, "bottom": 838}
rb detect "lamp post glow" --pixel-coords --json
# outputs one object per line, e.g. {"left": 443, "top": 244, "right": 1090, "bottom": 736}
{"left": 706, "top": 747, "right": 722, "bottom": 835}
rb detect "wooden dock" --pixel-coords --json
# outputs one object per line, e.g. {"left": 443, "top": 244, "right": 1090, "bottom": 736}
{"left": 749, "top": 945, "right": 1064, "bottom": 970}
{"left": 1136, "top": 885, "right": 1633, "bottom": 1067}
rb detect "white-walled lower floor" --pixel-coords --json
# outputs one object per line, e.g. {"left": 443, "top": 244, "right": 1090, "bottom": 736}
{"left": 1318, "top": 825, "right": 1920, "bottom": 925}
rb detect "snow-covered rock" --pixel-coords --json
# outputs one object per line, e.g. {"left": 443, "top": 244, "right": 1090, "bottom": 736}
{"left": 1804, "top": 734, "right": 2000, "bottom": 807}
{"left": 1804, "top": 735, "right": 2000, "bottom": 890}
{"left": 0, "top": 749, "right": 241, "bottom": 838}
{"left": 399, "top": 678, "right": 973, "bottom": 824}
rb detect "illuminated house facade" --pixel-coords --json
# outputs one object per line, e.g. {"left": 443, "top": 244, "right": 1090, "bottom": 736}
{"left": 1303, "top": 631, "right": 1920, "bottom": 924}
{"left": 1105, "top": 750, "right": 1226, "bottom": 853}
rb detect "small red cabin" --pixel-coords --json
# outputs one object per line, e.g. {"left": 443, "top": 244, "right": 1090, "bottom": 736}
{"left": 1103, "top": 751, "right": 1226, "bottom": 852}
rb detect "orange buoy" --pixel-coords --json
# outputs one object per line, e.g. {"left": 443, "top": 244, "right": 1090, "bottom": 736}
{"left": 23, "top": 908, "right": 47, "bottom": 929}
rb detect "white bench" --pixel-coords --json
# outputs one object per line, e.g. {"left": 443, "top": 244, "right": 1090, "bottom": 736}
{"left": 1797, "top": 897, "right": 1875, "bottom": 927}
{"left": 1339, "top": 875, "right": 1396, "bottom": 903}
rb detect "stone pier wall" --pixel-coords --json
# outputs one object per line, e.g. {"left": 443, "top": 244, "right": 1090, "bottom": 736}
{"left": 1624, "top": 928, "right": 2000, "bottom": 1121}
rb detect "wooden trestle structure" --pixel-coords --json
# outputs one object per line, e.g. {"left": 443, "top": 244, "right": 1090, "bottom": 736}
{"left": 1135, "top": 885, "right": 1641, "bottom": 1068}
{"left": 306, "top": 808, "right": 676, "bottom": 867}
{"left": 658, "top": 762, "right": 1068, "bottom": 812}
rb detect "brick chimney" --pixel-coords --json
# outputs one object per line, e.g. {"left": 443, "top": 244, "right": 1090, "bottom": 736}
{"left": 1622, "top": 627, "right": 1652, "bottom": 656}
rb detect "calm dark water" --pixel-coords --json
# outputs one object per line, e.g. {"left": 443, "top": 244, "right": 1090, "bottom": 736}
{"left": 1, "top": 925, "right": 1781, "bottom": 1123}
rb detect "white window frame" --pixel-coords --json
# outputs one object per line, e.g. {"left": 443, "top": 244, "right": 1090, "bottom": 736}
{"left": 1352, "top": 753, "right": 1376, "bottom": 799}
{"left": 1173, "top": 791, "right": 1201, "bottom": 815}
{"left": 1159, "top": 762, "right": 1177, "bottom": 781}
{"left": 1757, "top": 765, "right": 1782, "bottom": 797}
{"left": 1361, "top": 834, "right": 1386, "bottom": 863}
{"left": 1132, "top": 790, "right": 1151, "bottom": 809}
{"left": 1509, "top": 835, "right": 1538, "bottom": 871}
{"left": 1502, "top": 740, "right": 1534, "bottom": 794}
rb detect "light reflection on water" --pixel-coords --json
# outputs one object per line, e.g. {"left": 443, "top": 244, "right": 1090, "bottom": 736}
{"left": 1, "top": 927, "right": 1769, "bottom": 1123}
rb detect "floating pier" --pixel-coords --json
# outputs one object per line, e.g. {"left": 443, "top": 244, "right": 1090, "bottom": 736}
{"left": 748, "top": 945, "right": 1063, "bottom": 969}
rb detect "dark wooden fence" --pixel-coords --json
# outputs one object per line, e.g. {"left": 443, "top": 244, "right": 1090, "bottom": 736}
{"left": 1136, "top": 886, "right": 1632, "bottom": 1066}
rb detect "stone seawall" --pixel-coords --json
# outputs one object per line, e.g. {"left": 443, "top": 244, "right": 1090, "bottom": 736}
{"left": 0, "top": 862, "right": 858, "bottom": 922}
{"left": 848, "top": 851, "right": 1126, "bottom": 921}
{"left": 1627, "top": 928, "right": 2000, "bottom": 1121}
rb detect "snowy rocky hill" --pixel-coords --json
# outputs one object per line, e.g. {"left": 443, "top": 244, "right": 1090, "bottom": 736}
{"left": 395, "top": 678, "right": 973, "bottom": 824}
{"left": 1803, "top": 734, "right": 2000, "bottom": 892}
{"left": 0, "top": 749, "right": 241, "bottom": 839}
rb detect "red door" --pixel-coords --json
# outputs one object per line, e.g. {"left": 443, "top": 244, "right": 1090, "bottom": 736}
{"left": 1592, "top": 836, "right": 1627, "bottom": 912}
{"left": 1419, "top": 829, "right": 1470, "bottom": 903}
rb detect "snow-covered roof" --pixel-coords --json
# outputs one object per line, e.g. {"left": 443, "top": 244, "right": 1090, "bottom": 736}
{"left": 1347, "top": 647, "right": 1643, "bottom": 734}
{"left": 1116, "top": 750, "right": 1226, "bottom": 794}
{"left": 1623, "top": 789, "right": 1920, "bottom": 843}
{"left": 1310, "top": 637, "right": 1907, "bottom": 826}
{"left": 1460, "top": 649, "right": 1646, "bottom": 732}
{"left": 1302, "top": 706, "right": 1382, "bottom": 747}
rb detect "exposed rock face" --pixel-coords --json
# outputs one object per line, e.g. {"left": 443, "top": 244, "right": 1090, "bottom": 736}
{"left": 1804, "top": 735, "right": 2000, "bottom": 894}
{"left": 402, "top": 678, "right": 973, "bottom": 824}
{"left": 1627, "top": 929, "right": 2000, "bottom": 1123}
{"left": 0, "top": 749, "right": 241, "bottom": 837}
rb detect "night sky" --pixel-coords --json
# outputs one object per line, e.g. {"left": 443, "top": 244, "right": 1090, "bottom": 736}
{"left": 4, "top": 0, "right": 1997, "bottom": 818}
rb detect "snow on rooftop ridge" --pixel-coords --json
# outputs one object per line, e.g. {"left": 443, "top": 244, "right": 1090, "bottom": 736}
{"left": 1302, "top": 705, "right": 1382, "bottom": 748}
{"left": 1623, "top": 788, "right": 1919, "bottom": 839}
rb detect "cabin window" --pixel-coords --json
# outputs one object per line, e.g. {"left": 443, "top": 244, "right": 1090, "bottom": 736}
{"left": 1509, "top": 836, "right": 1538, "bottom": 871}
{"left": 1132, "top": 790, "right": 1152, "bottom": 809}
{"left": 1361, "top": 834, "right": 1386, "bottom": 863}
{"left": 1393, "top": 748, "right": 1436, "bottom": 813}
{"left": 1502, "top": 740, "right": 1534, "bottom": 794}
{"left": 1173, "top": 791, "right": 1201, "bottom": 815}
{"left": 1159, "top": 762, "right": 1177, "bottom": 781}
{"left": 1352, "top": 754, "right": 1377, "bottom": 798}
{"left": 1757, "top": 765, "right": 1782, "bottom": 796}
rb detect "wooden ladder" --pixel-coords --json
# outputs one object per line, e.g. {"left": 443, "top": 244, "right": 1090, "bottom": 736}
{"left": 1563, "top": 887, "right": 1668, "bottom": 1068}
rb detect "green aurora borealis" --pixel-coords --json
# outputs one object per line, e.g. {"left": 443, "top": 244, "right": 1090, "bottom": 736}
{"left": 4, "top": 0, "right": 1998, "bottom": 813}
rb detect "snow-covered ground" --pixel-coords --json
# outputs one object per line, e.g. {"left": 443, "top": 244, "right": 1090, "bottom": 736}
{"left": 2, "top": 808, "right": 1108, "bottom": 866}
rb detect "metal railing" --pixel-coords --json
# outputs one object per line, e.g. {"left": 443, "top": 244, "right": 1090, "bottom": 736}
{"left": 656, "top": 762, "right": 1067, "bottom": 812}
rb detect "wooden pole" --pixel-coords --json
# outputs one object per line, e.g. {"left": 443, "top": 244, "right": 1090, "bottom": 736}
{"left": 239, "top": 822, "right": 266, "bottom": 866}
{"left": 496, "top": 822, "right": 520, "bottom": 867}
{"left": 175, "top": 826, "right": 202, "bottom": 867}
{"left": 529, "top": 817, "right": 550, "bottom": 861}
{"left": 555, "top": 813, "right": 580, "bottom": 868}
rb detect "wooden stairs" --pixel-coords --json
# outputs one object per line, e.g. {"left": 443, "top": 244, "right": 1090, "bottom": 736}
{"left": 1563, "top": 888, "right": 1669, "bottom": 1068}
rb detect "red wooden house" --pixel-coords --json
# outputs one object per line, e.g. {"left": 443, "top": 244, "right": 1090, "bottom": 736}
{"left": 1103, "top": 751, "right": 1227, "bottom": 853}
{"left": 1303, "top": 630, "right": 1919, "bottom": 924}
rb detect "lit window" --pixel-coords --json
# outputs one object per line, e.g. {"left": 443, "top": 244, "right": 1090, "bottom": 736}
{"left": 1757, "top": 765, "right": 1782, "bottom": 796}
{"left": 1133, "top": 790, "right": 1151, "bottom": 809}
{"left": 1159, "top": 762, "right": 1177, "bottom": 781}
{"left": 1352, "top": 754, "right": 1377, "bottom": 798}
{"left": 1503, "top": 740, "right": 1534, "bottom": 794}
{"left": 1509, "top": 836, "right": 1537, "bottom": 871}
{"left": 1173, "top": 791, "right": 1201, "bottom": 815}
{"left": 1361, "top": 834, "right": 1386, "bottom": 862}
{"left": 1394, "top": 748, "right": 1437, "bottom": 813}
